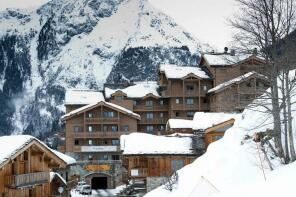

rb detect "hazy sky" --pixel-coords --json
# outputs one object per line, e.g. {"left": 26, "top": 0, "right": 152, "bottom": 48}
{"left": 149, "top": 0, "right": 238, "bottom": 51}
{"left": 0, "top": 0, "right": 239, "bottom": 50}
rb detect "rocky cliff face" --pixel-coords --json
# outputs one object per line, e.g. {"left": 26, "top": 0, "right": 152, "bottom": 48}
{"left": 0, "top": 0, "right": 203, "bottom": 141}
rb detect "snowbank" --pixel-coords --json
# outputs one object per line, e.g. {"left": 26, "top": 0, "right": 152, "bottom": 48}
{"left": 121, "top": 133, "right": 193, "bottom": 155}
{"left": 146, "top": 73, "right": 296, "bottom": 196}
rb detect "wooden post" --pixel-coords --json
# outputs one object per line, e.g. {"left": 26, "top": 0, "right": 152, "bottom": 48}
{"left": 183, "top": 80, "right": 185, "bottom": 111}
{"left": 28, "top": 148, "right": 31, "bottom": 173}
{"left": 198, "top": 79, "right": 201, "bottom": 111}
{"left": 101, "top": 105, "right": 103, "bottom": 132}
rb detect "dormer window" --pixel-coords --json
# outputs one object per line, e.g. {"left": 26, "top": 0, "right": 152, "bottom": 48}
{"left": 115, "top": 96, "right": 124, "bottom": 100}
{"left": 146, "top": 100, "right": 153, "bottom": 107}
{"left": 104, "top": 111, "right": 114, "bottom": 118}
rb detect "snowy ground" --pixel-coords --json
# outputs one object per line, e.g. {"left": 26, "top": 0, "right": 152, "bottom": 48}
{"left": 146, "top": 73, "right": 296, "bottom": 197}
{"left": 71, "top": 185, "right": 126, "bottom": 197}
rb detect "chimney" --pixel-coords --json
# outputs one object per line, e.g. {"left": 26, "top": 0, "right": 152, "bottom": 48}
{"left": 253, "top": 48, "right": 258, "bottom": 55}
{"left": 230, "top": 49, "right": 236, "bottom": 56}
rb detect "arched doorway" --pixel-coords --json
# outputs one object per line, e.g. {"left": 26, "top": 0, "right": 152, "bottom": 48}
{"left": 85, "top": 173, "right": 111, "bottom": 189}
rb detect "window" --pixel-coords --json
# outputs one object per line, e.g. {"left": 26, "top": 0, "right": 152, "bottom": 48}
{"left": 160, "top": 112, "right": 164, "bottom": 118}
{"left": 203, "top": 98, "right": 208, "bottom": 103}
{"left": 246, "top": 82, "right": 252, "bottom": 87}
{"left": 171, "top": 160, "right": 184, "bottom": 172}
{"left": 88, "top": 154, "right": 93, "bottom": 160}
{"left": 103, "top": 125, "right": 108, "bottom": 131}
{"left": 175, "top": 112, "right": 179, "bottom": 117}
{"left": 100, "top": 154, "right": 108, "bottom": 160}
{"left": 115, "top": 96, "right": 124, "bottom": 100}
{"left": 103, "top": 111, "right": 114, "bottom": 118}
{"left": 186, "top": 111, "right": 194, "bottom": 118}
{"left": 176, "top": 98, "right": 180, "bottom": 104}
{"left": 88, "top": 126, "right": 93, "bottom": 132}
{"left": 112, "top": 139, "right": 120, "bottom": 145}
{"left": 88, "top": 139, "right": 93, "bottom": 145}
{"left": 146, "top": 100, "right": 153, "bottom": 107}
{"left": 212, "top": 135, "right": 223, "bottom": 141}
{"left": 186, "top": 98, "right": 194, "bottom": 105}
{"left": 104, "top": 140, "right": 108, "bottom": 145}
{"left": 159, "top": 125, "right": 165, "bottom": 131}
{"left": 186, "top": 85, "right": 194, "bottom": 91}
{"left": 74, "top": 140, "right": 79, "bottom": 145}
{"left": 88, "top": 112, "right": 93, "bottom": 118}
{"left": 111, "top": 125, "right": 118, "bottom": 132}
{"left": 146, "top": 125, "right": 154, "bottom": 132}
{"left": 203, "top": 85, "right": 207, "bottom": 91}
{"left": 123, "top": 125, "right": 129, "bottom": 131}
{"left": 112, "top": 155, "right": 120, "bottom": 160}
{"left": 73, "top": 126, "right": 81, "bottom": 132}
{"left": 146, "top": 113, "right": 153, "bottom": 119}
{"left": 133, "top": 100, "right": 138, "bottom": 106}
{"left": 160, "top": 100, "right": 164, "bottom": 105}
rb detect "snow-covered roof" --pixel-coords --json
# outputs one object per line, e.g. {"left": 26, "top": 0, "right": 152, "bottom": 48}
{"left": 65, "top": 89, "right": 104, "bottom": 105}
{"left": 105, "top": 81, "right": 160, "bottom": 98}
{"left": 203, "top": 54, "right": 265, "bottom": 66}
{"left": 61, "top": 101, "right": 140, "bottom": 121}
{"left": 167, "top": 119, "right": 193, "bottom": 129}
{"left": 208, "top": 71, "right": 268, "bottom": 94}
{"left": 192, "top": 112, "right": 239, "bottom": 131}
{"left": 0, "top": 135, "right": 68, "bottom": 168}
{"left": 159, "top": 64, "right": 210, "bottom": 79}
{"left": 121, "top": 133, "right": 193, "bottom": 155}
{"left": 50, "top": 172, "right": 67, "bottom": 185}
{"left": 52, "top": 150, "right": 76, "bottom": 165}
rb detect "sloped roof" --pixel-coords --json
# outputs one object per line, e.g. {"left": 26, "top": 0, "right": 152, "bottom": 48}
{"left": 167, "top": 119, "right": 193, "bottom": 129}
{"left": 159, "top": 64, "right": 210, "bottom": 79}
{"left": 203, "top": 54, "right": 265, "bottom": 66}
{"left": 105, "top": 81, "right": 160, "bottom": 98}
{"left": 61, "top": 101, "right": 140, "bottom": 121}
{"left": 0, "top": 135, "right": 69, "bottom": 168}
{"left": 120, "top": 133, "right": 193, "bottom": 155}
{"left": 52, "top": 150, "right": 76, "bottom": 165}
{"left": 207, "top": 71, "right": 268, "bottom": 94}
{"left": 65, "top": 89, "right": 104, "bottom": 105}
{"left": 192, "top": 112, "right": 239, "bottom": 131}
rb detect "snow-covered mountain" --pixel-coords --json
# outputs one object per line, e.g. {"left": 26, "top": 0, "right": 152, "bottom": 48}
{"left": 0, "top": 0, "right": 202, "bottom": 139}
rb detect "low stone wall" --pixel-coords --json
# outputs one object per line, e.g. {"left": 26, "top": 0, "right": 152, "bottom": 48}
{"left": 146, "top": 176, "right": 167, "bottom": 192}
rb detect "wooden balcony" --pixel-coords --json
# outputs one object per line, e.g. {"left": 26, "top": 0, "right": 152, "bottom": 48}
{"left": 133, "top": 105, "right": 169, "bottom": 112}
{"left": 72, "top": 131, "right": 134, "bottom": 138}
{"left": 5, "top": 171, "right": 49, "bottom": 188}
{"left": 138, "top": 118, "right": 167, "bottom": 124}
{"left": 85, "top": 117, "right": 118, "bottom": 124}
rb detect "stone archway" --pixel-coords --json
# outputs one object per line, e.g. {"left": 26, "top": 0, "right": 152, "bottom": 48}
{"left": 84, "top": 172, "right": 112, "bottom": 189}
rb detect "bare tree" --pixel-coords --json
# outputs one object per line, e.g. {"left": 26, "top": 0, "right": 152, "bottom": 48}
{"left": 230, "top": 0, "right": 296, "bottom": 163}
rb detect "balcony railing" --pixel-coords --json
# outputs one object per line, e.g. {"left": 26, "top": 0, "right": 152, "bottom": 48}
{"left": 138, "top": 118, "right": 167, "bottom": 124}
{"left": 133, "top": 105, "right": 169, "bottom": 111}
{"left": 5, "top": 171, "right": 49, "bottom": 188}
{"left": 85, "top": 117, "right": 118, "bottom": 124}
{"left": 72, "top": 131, "right": 134, "bottom": 138}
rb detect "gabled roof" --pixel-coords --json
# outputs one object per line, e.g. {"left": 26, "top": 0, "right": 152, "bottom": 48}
{"left": 65, "top": 89, "right": 104, "bottom": 105}
{"left": 202, "top": 54, "right": 265, "bottom": 67}
{"left": 50, "top": 172, "right": 67, "bottom": 185}
{"left": 166, "top": 119, "right": 193, "bottom": 129}
{"left": 105, "top": 81, "right": 160, "bottom": 99}
{"left": 0, "top": 135, "right": 69, "bottom": 169}
{"left": 159, "top": 64, "right": 210, "bottom": 79}
{"left": 120, "top": 133, "right": 193, "bottom": 155}
{"left": 192, "top": 112, "right": 239, "bottom": 131}
{"left": 61, "top": 101, "right": 141, "bottom": 121}
{"left": 207, "top": 71, "right": 268, "bottom": 94}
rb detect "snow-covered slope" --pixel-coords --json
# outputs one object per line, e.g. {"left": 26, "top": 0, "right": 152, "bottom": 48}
{"left": 0, "top": 0, "right": 203, "bottom": 139}
{"left": 146, "top": 72, "right": 296, "bottom": 196}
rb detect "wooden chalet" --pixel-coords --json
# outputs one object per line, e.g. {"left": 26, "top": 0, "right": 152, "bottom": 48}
{"left": 121, "top": 133, "right": 197, "bottom": 191}
{"left": 0, "top": 135, "right": 68, "bottom": 197}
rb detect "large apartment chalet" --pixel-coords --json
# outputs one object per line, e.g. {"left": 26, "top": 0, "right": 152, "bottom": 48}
{"left": 58, "top": 52, "right": 270, "bottom": 189}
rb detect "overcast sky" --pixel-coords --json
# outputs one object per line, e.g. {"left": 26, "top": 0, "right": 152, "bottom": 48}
{"left": 0, "top": 0, "right": 239, "bottom": 51}
{"left": 149, "top": 0, "right": 239, "bottom": 51}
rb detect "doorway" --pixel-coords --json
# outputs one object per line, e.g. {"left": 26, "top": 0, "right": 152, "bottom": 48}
{"left": 91, "top": 176, "right": 108, "bottom": 189}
